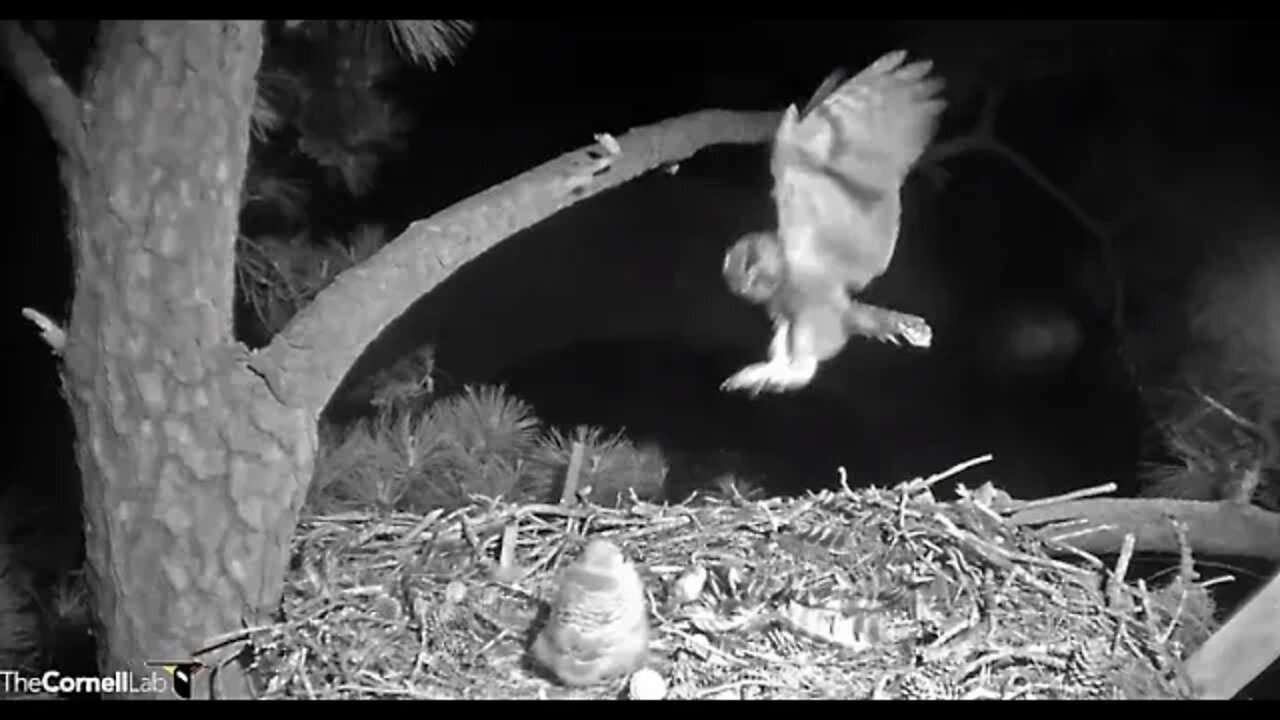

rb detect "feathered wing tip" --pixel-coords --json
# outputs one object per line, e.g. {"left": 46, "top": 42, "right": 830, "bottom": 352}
{"left": 777, "top": 66, "right": 852, "bottom": 144}
{"left": 796, "top": 49, "right": 921, "bottom": 120}
{"left": 865, "top": 48, "right": 909, "bottom": 72}
{"left": 857, "top": 49, "right": 931, "bottom": 88}
{"left": 785, "top": 49, "right": 946, "bottom": 173}
{"left": 864, "top": 50, "right": 948, "bottom": 164}
{"left": 859, "top": 49, "right": 947, "bottom": 113}
{"left": 798, "top": 68, "right": 850, "bottom": 119}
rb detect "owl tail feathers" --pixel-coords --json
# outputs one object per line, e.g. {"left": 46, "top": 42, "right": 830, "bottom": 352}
{"left": 843, "top": 300, "right": 934, "bottom": 349}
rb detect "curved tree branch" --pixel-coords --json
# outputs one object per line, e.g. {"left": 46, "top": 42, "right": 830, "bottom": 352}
{"left": 924, "top": 85, "right": 1110, "bottom": 241}
{"left": 1010, "top": 497, "right": 1280, "bottom": 562}
{"left": 1, "top": 20, "right": 87, "bottom": 162}
{"left": 250, "top": 108, "right": 783, "bottom": 417}
{"left": 920, "top": 83, "right": 1002, "bottom": 167}
{"left": 921, "top": 85, "right": 1127, "bottom": 328}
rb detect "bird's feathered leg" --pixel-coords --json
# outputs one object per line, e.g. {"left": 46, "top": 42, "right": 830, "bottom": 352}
{"left": 844, "top": 300, "right": 933, "bottom": 348}
{"left": 721, "top": 297, "right": 930, "bottom": 395}
{"left": 720, "top": 316, "right": 821, "bottom": 395}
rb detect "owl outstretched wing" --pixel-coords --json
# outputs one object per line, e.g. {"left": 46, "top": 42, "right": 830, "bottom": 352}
{"left": 771, "top": 50, "right": 946, "bottom": 298}
{"left": 719, "top": 52, "right": 944, "bottom": 395}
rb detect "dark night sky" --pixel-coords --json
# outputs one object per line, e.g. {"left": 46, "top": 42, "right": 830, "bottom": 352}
{"left": 7, "top": 19, "right": 1280, "bottom": 506}
{"left": 3, "top": 19, "right": 1280, "bottom": 697}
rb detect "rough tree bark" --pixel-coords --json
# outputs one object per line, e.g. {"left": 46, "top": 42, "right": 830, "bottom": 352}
{"left": 4, "top": 21, "right": 314, "bottom": 699}
{"left": 5, "top": 19, "right": 780, "bottom": 699}
{"left": 15, "top": 19, "right": 1270, "bottom": 702}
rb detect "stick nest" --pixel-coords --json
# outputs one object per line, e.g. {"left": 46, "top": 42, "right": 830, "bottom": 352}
{"left": 227, "top": 461, "right": 1219, "bottom": 700}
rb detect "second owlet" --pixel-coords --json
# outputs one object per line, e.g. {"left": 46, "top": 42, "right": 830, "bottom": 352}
{"left": 721, "top": 50, "right": 945, "bottom": 395}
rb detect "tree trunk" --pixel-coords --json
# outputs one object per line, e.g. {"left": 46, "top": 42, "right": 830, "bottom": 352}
{"left": 11, "top": 19, "right": 1278, "bottom": 701}
{"left": 4, "top": 17, "right": 782, "bottom": 700}
{"left": 52, "top": 21, "right": 312, "bottom": 698}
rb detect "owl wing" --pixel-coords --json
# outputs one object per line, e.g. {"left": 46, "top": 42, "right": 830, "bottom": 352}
{"left": 772, "top": 51, "right": 946, "bottom": 295}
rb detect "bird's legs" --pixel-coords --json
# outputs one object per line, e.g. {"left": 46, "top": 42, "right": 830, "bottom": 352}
{"left": 843, "top": 300, "right": 933, "bottom": 348}
{"left": 721, "top": 320, "right": 819, "bottom": 395}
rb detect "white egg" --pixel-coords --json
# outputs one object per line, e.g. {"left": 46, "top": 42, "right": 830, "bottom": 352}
{"left": 628, "top": 668, "right": 667, "bottom": 700}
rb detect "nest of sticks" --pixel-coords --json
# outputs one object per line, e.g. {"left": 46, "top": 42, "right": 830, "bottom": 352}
{"left": 227, "top": 456, "right": 1223, "bottom": 700}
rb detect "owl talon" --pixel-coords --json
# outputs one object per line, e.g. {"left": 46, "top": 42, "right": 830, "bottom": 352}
{"left": 870, "top": 313, "right": 931, "bottom": 348}
{"left": 895, "top": 316, "right": 933, "bottom": 348}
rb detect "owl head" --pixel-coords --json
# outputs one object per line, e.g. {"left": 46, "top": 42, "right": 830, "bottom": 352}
{"left": 577, "top": 538, "right": 625, "bottom": 571}
{"left": 722, "top": 231, "right": 786, "bottom": 304}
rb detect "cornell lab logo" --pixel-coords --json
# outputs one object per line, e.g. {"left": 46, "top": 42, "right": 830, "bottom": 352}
{"left": 145, "top": 660, "right": 207, "bottom": 699}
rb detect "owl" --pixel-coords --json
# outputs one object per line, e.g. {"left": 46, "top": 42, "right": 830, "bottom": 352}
{"left": 531, "top": 539, "right": 650, "bottom": 687}
{"left": 721, "top": 50, "right": 945, "bottom": 395}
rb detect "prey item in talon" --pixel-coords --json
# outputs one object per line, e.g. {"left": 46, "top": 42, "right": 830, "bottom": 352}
{"left": 532, "top": 539, "right": 650, "bottom": 687}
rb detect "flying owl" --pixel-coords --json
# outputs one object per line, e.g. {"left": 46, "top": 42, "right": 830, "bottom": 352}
{"left": 720, "top": 50, "right": 946, "bottom": 395}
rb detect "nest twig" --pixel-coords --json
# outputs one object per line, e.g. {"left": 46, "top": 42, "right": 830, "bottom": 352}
{"left": 206, "top": 455, "right": 1252, "bottom": 700}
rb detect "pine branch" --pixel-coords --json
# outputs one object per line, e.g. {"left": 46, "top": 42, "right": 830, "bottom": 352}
{"left": 0, "top": 20, "right": 86, "bottom": 162}
{"left": 387, "top": 20, "right": 475, "bottom": 69}
{"left": 250, "top": 107, "right": 782, "bottom": 415}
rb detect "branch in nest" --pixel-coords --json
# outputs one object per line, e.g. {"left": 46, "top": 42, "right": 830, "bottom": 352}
{"left": 1009, "top": 497, "right": 1280, "bottom": 562}
{"left": 0, "top": 21, "right": 87, "bottom": 162}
